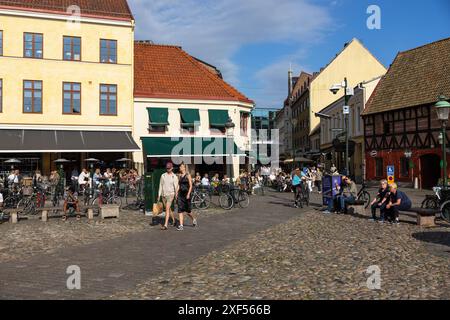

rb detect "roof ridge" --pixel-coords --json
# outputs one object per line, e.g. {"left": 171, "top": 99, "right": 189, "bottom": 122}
{"left": 176, "top": 46, "right": 253, "bottom": 104}
{"left": 398, "top": 36, "right": 450, "bottom": 55}
{"left": 134, "top": 41, "right": 181, "bottom": 49}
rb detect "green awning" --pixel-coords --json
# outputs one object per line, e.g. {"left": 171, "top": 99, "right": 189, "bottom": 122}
{"left": 141, "top": 137, "right": 245, "bottom": 157}
{"left": 147, "top": 108, "right": 169, "bottom": 126}
{"left": 208, "top": 110, "right": 229, "bottom": 127}
{"left": 179, "top": 109, "right": 200, "bottom": 127}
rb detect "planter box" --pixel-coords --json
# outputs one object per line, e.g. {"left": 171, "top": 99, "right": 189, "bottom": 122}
{"left": 100, "top": 204, "right": 120, "bottom": 219}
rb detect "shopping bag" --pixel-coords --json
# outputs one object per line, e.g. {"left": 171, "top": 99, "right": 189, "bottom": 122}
{"left": 152, "top": 202, "right": 163, "bottom": 216}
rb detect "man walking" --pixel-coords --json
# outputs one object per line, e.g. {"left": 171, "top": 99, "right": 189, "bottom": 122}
{"left": 159, "top": 162, "right": 179, "bottom": 230}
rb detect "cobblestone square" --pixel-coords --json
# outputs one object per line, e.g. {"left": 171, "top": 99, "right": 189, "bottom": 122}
{"left": 0, "top": 189, "right": 448, "bottom": 300}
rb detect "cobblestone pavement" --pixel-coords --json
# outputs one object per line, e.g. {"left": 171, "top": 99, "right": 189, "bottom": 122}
{"left": 0, "top": 189, "right": 448, "bottom": 300}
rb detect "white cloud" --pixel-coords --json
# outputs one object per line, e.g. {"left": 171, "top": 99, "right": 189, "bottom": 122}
{"left": 129, "top": 0, "right": 333, "bottom": 106}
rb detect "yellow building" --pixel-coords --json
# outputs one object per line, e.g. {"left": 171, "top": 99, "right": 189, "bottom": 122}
{"left": 0, "top": 0, "right": 138, "bottom": 176}
{"left": 310, "top": 38, "right": 387, "bottom": 135}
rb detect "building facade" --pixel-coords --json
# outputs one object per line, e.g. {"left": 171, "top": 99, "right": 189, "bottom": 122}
{"left": 309, "top": 38, "right": 387, "bottom": 137}
{"left": 133, "top": 42, "right": 254, "bottom": 178}
{"left": 0, "top": 0, "right": 138, "bottom": 176}
{"left": 319, "top": 77, "right": 381, "bottom": 182}
{"left": 290, "top": 72, "right": 313, "bottom": 159}
{"left": 363, "top": 37, "right": 450, "bottom": 189}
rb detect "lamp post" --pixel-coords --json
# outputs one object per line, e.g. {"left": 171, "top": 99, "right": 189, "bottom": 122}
{"left": 225, "top": 117, "right": 236, "bottom": 182}
{"left": 434, "top": 95, "right": 450, "bottom": 189}
{"left": 330, "top": 78, "right": 351, "bottom": 176}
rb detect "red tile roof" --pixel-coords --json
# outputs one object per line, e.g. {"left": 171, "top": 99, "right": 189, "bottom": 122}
{"left": 0, "top": 0, "right": 133, "bottom": 20}
{"left": 363, "top": 37, "right": 450, "bottom": 115}
{"left": 134, "top": 42, "right": 254, "bottom": 104}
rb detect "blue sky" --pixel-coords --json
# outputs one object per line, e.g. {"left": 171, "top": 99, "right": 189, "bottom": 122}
{"left": 129, "top": 0, "right": 450, "bottom": 108}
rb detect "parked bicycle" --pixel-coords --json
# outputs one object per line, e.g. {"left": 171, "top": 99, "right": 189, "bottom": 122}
{"left": 219, "top": 185, "right": 250, "bottom": 210}
{"left": 356, "top": 182, "right": 371, "bottom": 209}
{"left": 191, "top": 186, "right": 211, "bottom": 210}
{"left": 421, "top": 186, "right": 450, "bottom": 223}
{"left": 16, "top": 186, "right": 46, "bottom": 215}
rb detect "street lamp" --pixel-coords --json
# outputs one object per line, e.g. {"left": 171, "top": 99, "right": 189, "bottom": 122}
{"left": 225, "top": 117, "right": 236, "bottom": 182}
{"left": 435, "top": 95, "right": 450, "bottom": 188}
{"left": 330, "top": 77, "right": 352, "bottom": 176}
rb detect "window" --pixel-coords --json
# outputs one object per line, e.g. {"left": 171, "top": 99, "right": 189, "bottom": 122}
{"left": 375, "top": 157, "right": 384, "bottom": 177}
{"left": 100, "top": 39, "right": 117, "bottom": 63}
{"left": 100, "top": 84, "right": 117, "bottom": 115}
{"left": 241, "top": 112, "right": 249, "bottom": 136}
{"left": 0, "top": 30, "right": 3, "bottom": 56}
{"left": 63, "top": 36, "right": 81, "bottom": 61}
{"left": 24, "top": 33, "right": 43, "bottom": 58}
{"left": 400, "top": 157, "right": 409, "bottom": 177}
{"left": 0, "top": 79, "right": 2, "bottom": 112}
{"left": 63, "top": 82, "right": 81, "bottom": 114}
{"left": 23, "top": 80, "right": 42, "bottom": 113}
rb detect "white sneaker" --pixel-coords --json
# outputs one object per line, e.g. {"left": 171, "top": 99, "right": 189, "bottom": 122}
{"left": 192, "top": 219, "right": 198, "bottom": 227}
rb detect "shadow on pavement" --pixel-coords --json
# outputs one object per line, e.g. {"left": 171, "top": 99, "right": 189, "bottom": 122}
{"left": 412, "top": 231, "right": 450, "bottom": 248}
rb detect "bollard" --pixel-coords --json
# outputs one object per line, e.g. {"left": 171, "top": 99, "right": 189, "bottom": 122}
{"left": 88, "top": 208, "right": 94, "bottom": 220}
{"left": 10, "top": 212, "right": 18, "bottom": 224}
{"left": 41, "top": 210, "right": 48, "bottom": 222}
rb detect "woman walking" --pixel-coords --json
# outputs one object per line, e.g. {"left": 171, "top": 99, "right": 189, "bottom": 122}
{"left": 177, "top": 163, "right": 197, "bottom": 231}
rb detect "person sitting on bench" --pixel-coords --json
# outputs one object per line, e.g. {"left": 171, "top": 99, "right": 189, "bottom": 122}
{"left": 63, "top": 186, "right": 80, "bottom": 221}
{"left": 370, "top": 179, "right": 390, "bottom": 222}
{"left": 336, "top": 176, "right": 357, "bottom": 214}
{"left": 384, "top": 183, "right": 412, "bottom": 225}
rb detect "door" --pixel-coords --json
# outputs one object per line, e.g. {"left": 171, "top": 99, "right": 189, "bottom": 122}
{"left": 420, "top": 154, "right": 440, "bottom": 189}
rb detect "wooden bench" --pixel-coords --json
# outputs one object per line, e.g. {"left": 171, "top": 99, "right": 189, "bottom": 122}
{"left": 2, "top": 209, "right": 19, "bottom": 224}
{"left": 346, "top": 200, "right": 366, "bottom": 215}
{"left": 402, "top": 207, "right": 439, "bottom": 227}
{"left": 35, "top": 207, "right": 64, "bottom": 222}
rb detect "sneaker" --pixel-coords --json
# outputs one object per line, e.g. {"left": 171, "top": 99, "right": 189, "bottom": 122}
{"left": 294, "top": 204, "right": 298, "bottom": 208}
{"left": 176, "top": 225, "right": 184, "bottom": 231}
{"left": 378, "top": 219, "right": 385, "bottom": 224}
{"left": 394, "top": 218, "right": 400, "bottom": 225}
{"left": 323, "top": 210, "right": 332, "bottom": 214}
{"left": 192, "top": 219, "right": 198, "bottom": 228}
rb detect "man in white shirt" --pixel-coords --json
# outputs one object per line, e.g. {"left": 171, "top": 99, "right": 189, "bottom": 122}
{"left": 158, "top": 162, "right": 179, "bottom": 230}
{"left": 0, "top": 192, "right": 3, "bottom": 208}
{"left": 78, "top": 168, "right": 91, "bottom": 189}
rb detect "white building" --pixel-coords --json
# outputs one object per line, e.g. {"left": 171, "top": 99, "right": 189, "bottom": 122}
{"left": 133, "top": 42, "right": 254, "bottom": 178}
{"left": 319, "top": 76, "right": 382, "bottom": 181}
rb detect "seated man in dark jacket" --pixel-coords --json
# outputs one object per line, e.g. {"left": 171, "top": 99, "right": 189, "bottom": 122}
{"left": 385, "top": 183, "right": 412, "bottom": 225}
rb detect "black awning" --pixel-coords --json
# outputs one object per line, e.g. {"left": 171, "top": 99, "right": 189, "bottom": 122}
{"left": 0, "top": 129, "right": 140, "bottom": 153}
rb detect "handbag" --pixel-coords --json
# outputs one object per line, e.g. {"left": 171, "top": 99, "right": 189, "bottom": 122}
{"left": 152, "top": 202, "right": 163, "bottom": 216}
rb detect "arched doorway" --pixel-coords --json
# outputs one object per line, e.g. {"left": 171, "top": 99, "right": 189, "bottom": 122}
{"left": 420, "top": 154, "right": 440, "bottom": 189}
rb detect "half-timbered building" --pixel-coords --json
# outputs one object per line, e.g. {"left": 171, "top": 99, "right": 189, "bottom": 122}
{"left": 362, "top": 37, "right": 450, "bottom": 189}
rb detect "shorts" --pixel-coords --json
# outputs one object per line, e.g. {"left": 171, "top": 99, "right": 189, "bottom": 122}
{"left": 178, "top": 195, "right": 192, "bottom": 214}
{"left": 162, "top": 194, "right": 175, "bottom": 209}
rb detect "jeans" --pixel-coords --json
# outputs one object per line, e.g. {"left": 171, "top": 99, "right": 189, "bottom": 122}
{"left": 337, "top": 195, "right": 355, "bottom": 213}
{"left": 371, "top": 202, "right": 387, "bottom": 220}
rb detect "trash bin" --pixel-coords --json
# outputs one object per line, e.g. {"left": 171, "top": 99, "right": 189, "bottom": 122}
{"left": 322, "top": 175, "right": 342, "bottom": 206}
{"left": 143, "top": 169, "right": 165, "bottom": 214}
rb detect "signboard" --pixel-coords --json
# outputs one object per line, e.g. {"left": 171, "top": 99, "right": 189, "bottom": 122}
{"left": 387, "top": 165, "right": 395, "bottom": 184}
{"left": 322, "top": 175, "right": 342, "bottom": 206}
{"left": 370, "top": 150, "right": 378, "bottom": 158}
{"left": 343, "top": 105, "right": 350, "bottom": 115}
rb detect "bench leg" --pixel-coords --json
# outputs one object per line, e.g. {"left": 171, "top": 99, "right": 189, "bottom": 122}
{"left": 10, "top": 212, "right": 18, "bottom": 224}
{"left": 41, "top": 210, "right": 48, "bottom": 222}
{"left": 88, "top": 208, "right": 94, "bottom": 220}
{"left": 417, "top": 215, "right": 436, "bottom": 227}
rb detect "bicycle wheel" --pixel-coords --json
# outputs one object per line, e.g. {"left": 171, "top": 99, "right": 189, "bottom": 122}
{"left": 4, "top": 196, "right": 17, "bottom": 208}
{"left": 219, "top": 193, "right": 234, "bottom": 210}
{"left": 198, "top": 192, "right": 211, "bottom": 210}
{"left": 237, "top": 191, "right": 250, "bottom": 208}
{"left": 358, "top": 191, "right": 371, "bottom": 209}
{"left": 108, "top": 196, "right": 122, "bottom": 208}
{"left": 421, "top": 197, "right": 439, "bottom": 209}
{"left": 440, "top": 200, "right": 450, "bottom": 223}
{"left": 17, "top": 198, "right": 32, "bottom": 215}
